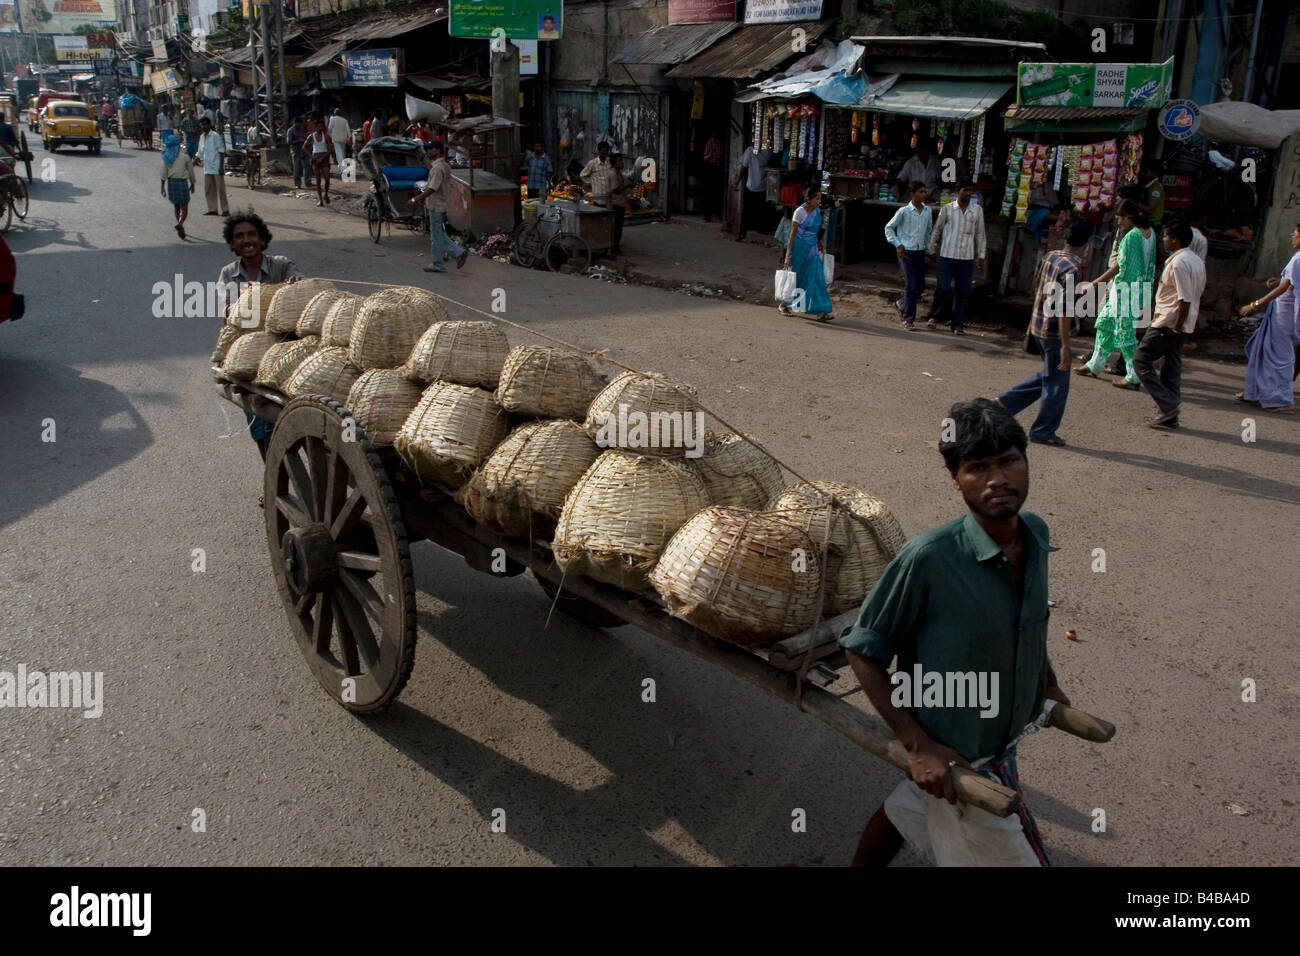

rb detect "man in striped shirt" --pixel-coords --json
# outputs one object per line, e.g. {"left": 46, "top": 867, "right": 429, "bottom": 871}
{"left": 883, "top": 181, "right": 933, "bottom": 329}
{"left": 927, "top": 183, "right": 987, "bottom": 335}
{"left": 580, "top": 141, "right": 617, "bottom": 203}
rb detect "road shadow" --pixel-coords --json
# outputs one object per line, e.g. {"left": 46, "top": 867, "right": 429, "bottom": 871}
{"left": 1060, "top": 442, "right": 1300, "bottom": 505}
{"left": 0, "top": 357, "right": 152, "bottom": 529}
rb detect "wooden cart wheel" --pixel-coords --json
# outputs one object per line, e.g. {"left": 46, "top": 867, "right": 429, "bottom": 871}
{"left": 534, "top": 572, "right": 623, "bottom": 628}
{"left": 264, "top": 395, "right": 417, "bottom": 712}
{"left": 19, "top": 132, "right": 31, "bottom": 182}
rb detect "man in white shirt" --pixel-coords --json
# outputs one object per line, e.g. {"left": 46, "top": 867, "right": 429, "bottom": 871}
{"left": 898, "top": 142, "right": 942, "bottom": 199}
{"left": 926, "top": 182, "right": 987, "bottom": 334}
{"left": 735, "top": 143, "right": 769, "bottom": 241}
{"left": 157, "top": 106, "right": 174, "bottom": 135}
{"left": 327, "top": 109, "right": 350, "bottom": 168}
{"left": 195, "top": 116, "right": 229, "bottom": 216}
{"left": 1133, "top": 220, "right": 1207, "bottom": 429}
{"left": 1189, "top": 224, "right": 1208, "bottom": 261}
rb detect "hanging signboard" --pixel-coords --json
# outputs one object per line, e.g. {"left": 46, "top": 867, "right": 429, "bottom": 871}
{"left": 150, "top": 68, "right": 182, "bottom": 92}
{"left": 18, "top": 0, "right": 118, "bottom": 34}
{"left": 1017, "top": 58, "right": 1174, "bottom": 109}
{"left": 514, "top": 39, "right": 538, "bottom": 75}
{"left": 343, "top": 49, "right": 402, "bottom": 87}
{"left": 0, "top": 0, "right": 19, "bottom": 33}
{"left": 1157, "top": 98, "right": 1201, "bottom": 141}
{"left": 448, "top": 1, "right": 562, "bottom": 40}
{"left": 54, "top": 35, "right": 111, "bottom": 65}
{"left": 669, "top": 0, "right": 734, "bottom": 23}
{"left": 744, "top": 0, "right": 822, "bottom": 24}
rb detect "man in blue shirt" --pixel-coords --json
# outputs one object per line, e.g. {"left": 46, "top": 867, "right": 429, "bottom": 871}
{"left": 523, "top": 141, "right": 552, "bottom": 199}
{"left": 883, "top": 181, "right": 933, "bottom": 329}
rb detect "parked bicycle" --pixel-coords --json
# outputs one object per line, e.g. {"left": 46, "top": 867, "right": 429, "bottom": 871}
{"left": 0, "top": 167, "right": 30, "bottom": 233}
{"left": 510, "top": 205, "right": 592, "bottom": 272}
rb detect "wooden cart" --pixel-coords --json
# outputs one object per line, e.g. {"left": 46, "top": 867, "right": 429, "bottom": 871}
{"left": 214, "top": 374, "right": 1114, "bottom": 820}
{"left": 118, "top": 106, "right": 151, "bottom": 149}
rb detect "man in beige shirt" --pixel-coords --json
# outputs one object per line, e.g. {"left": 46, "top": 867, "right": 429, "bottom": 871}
{"left": 1132, "top": 219, "right": 1206, "bottom": 429}
{"left": 410, "top": 139, "right": 468, "bottom": 273}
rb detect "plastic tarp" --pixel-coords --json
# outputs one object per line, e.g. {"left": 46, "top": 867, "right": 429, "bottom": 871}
{"left": 1196, "top": 101, "right": 1300, "bottom": 149}
{"left": 858, "top": 77, "right": 1013, "bottom": 120}
{"left": 734, "top": 39, "right": 869, "bottom": 105}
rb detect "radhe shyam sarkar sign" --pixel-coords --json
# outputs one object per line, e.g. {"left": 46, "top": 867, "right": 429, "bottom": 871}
{"left": 18, "top": 0, "right": 117, "bottom": 35}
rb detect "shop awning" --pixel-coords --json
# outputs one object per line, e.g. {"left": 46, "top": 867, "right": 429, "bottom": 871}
{"left": 859, "top": 77, "right": 1013, "bottom": 120}
{"left": 1197, "top": 101, "right": 1300, "bottom": 149}
{"left": 734, "top": 39, "right": 869, "bottom": 105}
{"left": 408, "top": 73, "right": 492, "bottom": 93}
{"left": 1002, "top": 104, "right": 1148, "bottom": 134}
{"left": 299, "top": 40, "right": 348, "bottom": 70}
{"left": 339, "top": 9, "right": 447, "bottom": 42}
{"left": 667, "top": 21, "right": 832, "bottom": 80}
{"left": 613, "top": 22, "right": 738, "bottom": 66}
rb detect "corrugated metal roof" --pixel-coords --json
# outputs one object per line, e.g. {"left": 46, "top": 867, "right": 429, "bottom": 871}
{"left": 1003, "top": 103, "right": 1148, "bottom": 133}
{"left": 613, "top": 22, "right": 739, "bottom": 65}
{"left": 1005, "top": 105, "right": 1148, "bottom": 121}
{"left": 860, "top": 77, "right": 1013, "bottom": 120}
{"left": 340, "top": 9, "right": 446, "bottom": 42}
{"left": 666, "top": 21, "right": 831, "bottom": 79}
{"left": 849, "top": 35, "right": 1048, "bottom": 53}
{"left": 299, "top": 40, "right": 348, "bottom": 69}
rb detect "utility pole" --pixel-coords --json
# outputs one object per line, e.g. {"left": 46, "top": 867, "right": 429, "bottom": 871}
{"left": 491, "top": 40, "right": 519, "bottom": 181}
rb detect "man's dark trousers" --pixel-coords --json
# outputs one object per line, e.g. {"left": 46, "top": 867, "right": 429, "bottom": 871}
{"left": 899, "top": 250, "right": 926, "bottom": 321}
{"left": 931, "top": 256, "right": 975, "bottom": 329}
{"left": 999, "top": 335, "right": 1071, "bottom": 441}
{"left": 738, "top": 187, "right": 764, "bottom": 239}
{"left": 1132, "top": 327, "right": 1186, "bottom": 416}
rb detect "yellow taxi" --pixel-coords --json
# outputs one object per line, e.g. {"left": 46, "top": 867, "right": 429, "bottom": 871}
{"left": 41, "top": 100, "right": 101, "bottom": 154}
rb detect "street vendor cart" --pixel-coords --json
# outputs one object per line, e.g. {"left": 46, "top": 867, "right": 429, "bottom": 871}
{"left": 211, "top": 304, "right": 1115, "bottom": 826}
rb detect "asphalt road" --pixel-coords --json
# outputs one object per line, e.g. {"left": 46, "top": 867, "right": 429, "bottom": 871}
{"left": 1, "top": 142, "right": 1296, "bottom": 866}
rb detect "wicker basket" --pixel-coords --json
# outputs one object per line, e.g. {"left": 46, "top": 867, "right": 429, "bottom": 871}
{"left": 494, "top": 345, "right": 605, "bottom": 420}
{"left": 403, "top": 320, "right": 510, "bottom": 388}
{"left": 552, "top": 451, "right": 711, "bottom": 592}
{"left": 463, "top": 419, "right": 601, "bottom": 539}
{"left": 695, "top": 433, "right": 784, "bottom": 507}
{"left": 297, "top": 289, "right": 348, "bottom": 338}
{"left": 284, "top": 346, "right": 363, "bottom": 405}
{"left": 265, "top": 279, "right": 336, "bottom": 335}
{"left": 222, "top": 331, "right": 284, "bottom": 380}
{"left": 348, "top": 286, "right": 450, "bottom": 371}
{"left": 320, "top": 293, "right": 363, "bottom": 347}
{"left": 584, "top": 371, "right": 703, "bottom": 457}
{"left": 767, "top": 481, "right": 907, "bottom": 614}
{"left": 211, "top": 325, "right": 243, "bottom": 366}
{"left": 346, "top": 369, "right": 426, "bottom": 447}
{"left": 224, "top": 282, "right": 286, "bottom": 331}
{"left": 650, "top": 507, "right": 824, "bottom": 645}
{"left": 255, "top": 337, "right": 319, "bottom": 388}
{"left": 394, "top": 382, "right": 509, "bottom": 487}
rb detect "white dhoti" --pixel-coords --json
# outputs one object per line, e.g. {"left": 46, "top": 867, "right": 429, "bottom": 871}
{"left": 883, "top": 779, "right": 1043, "bottom": 867}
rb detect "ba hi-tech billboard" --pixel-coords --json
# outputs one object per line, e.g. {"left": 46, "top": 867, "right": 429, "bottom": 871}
{"left": 19, "top": 0, "right": 118, "bottom": 35}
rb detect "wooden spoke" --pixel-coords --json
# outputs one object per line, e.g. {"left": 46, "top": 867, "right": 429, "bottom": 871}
{"left": 312, "top": 592, "right": 333, "bottom": 655}
{"left": 275, "top": 494, "right": 313, "bottom": 530}
{"left": 282, "top": 446, "right": 317, "bottom": 521}
{"left": 331, "top": 592, "right": 363, "bottom": 675}
{"left": 330, "top": 486, "right": 367, "bottom": 540}
{"left": 305, "top": 436, "right": 329, "bottom": 520}
{"left": 333, "top": 587, "right": 378, "bottom": 671}
{"left": 294, "top": 593, "right": 312, "bottom": 616}
{"left": 322, "top": 443, "right": 346, "bottom": 526}
{"left": 340, "top": 568, "right": 384, "bottom": 622}
{"left": 337, "top": 550, "right": 382, "bottom": 573}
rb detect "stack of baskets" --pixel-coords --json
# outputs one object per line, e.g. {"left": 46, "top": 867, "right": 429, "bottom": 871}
{"left": 495, "top": 345, "right": 605, "bottom": 420}
{"left": 214, "top": 281, "right": 333, "bottom": 386}
{"left": 395, "top": 382, "right": 509, "bottom": 486}
{"left": 349, "top": 286, "right": 447, "bottom": 370}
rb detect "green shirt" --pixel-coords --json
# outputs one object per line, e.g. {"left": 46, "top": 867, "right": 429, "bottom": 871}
{"left": 838, "top": 511, "right": 1054, "bottom": 760}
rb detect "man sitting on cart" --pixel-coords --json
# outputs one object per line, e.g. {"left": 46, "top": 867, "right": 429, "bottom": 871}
{"left": 217, "top": 212, "right": 304, "bottom": 468}
{"left": 840, "top": 398, "right": 1070, "bottom": 866}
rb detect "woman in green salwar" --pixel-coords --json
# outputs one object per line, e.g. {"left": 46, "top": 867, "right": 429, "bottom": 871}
{"left": 1075, "top": 200, "right": 1154, "bottom": 388}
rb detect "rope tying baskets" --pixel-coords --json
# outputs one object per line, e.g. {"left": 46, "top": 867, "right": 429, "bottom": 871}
{"left": 224, "top": 282, "right": 286, "bottom": 331}
{"left": 650, "top": 507, "right": 824, "bottom": 645}
{"left": 297, "top": 289, "right": 349, "bottom": 338}
{"left": 394, "top": 382, "right": 509, "bottom": 487}
{"left": 265, "top": 279, "right": 336, "bottom": 335}
{"left": 695, "top": 432, "right": 785, "bottom": 508}
{"left": 495, "top": 345, "right": 605, "bottom": 420}
{"left": 767, "top": 481, "right": 907, "bottom": 614}
{"left": 463, "top": 419, "right": 601, "bottom": 539}
{"left": 346, "top": 369, "right": 426, "bottom": 447}
{"left": 222, "top": 331, "right": 284, "bottom": 380}
{"left": 348, "top": 286, "right": 449, "bottom": 370}
{"left": 552, "top": 451, "right": 711, "bottom": 591}
{"left": 403, "top": 320, "right": 511, "bottom": 388}
{"left": 583, "top": 371, "right": 703, "bottom": 457}
{"left": 319, "top": 293, "right": 363, "bottom": 348}
{"left": 255, "top": 336, "right": 320, "bottom": 388}
{"left": 211, "top": 325, "right": 243, "bottom": 366}
{"left": 284, "top": 346, "right": 363, "bottom": 405}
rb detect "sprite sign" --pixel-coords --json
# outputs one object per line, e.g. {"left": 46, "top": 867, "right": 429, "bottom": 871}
{"left": 448, "top": 1, "right": 563, "bottom": 40}
{"left": 1017, "top": 58, "right": 1174, "bottom": 109}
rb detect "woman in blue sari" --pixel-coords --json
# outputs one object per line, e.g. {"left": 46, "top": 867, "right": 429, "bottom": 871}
{"left": 1236, "top": 224, "right": 1300, "bottom": 413}
{"left": 780, "top": 184, "right": 833, "bottom": 322}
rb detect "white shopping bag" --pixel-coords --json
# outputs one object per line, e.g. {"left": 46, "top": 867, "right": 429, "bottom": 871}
{"left": 822, "top": 252, "right": 835, "bottom": 285}
{"left": 774, "top": 269, "right": 797, "bottom": 302}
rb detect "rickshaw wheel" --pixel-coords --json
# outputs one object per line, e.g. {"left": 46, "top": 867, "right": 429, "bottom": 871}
{"left": 367, "top": 197, "right": 382, "bottom": 243}
{"left": 0, "top": 195, "right": 11, "bottom": 233}
{"left": 544, "top": 233, "right": 592, "bottom": 273}
{"left": 264, "top": 395, "right": 417, "bottom": 713}
{"left": 11, "top": 177, "right": 28, "bottom": 219}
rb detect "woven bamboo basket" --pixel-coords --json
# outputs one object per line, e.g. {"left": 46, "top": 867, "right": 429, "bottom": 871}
{"left": 346, "top": 369, "right": 426, "bottom": 447}
{"left": 348, "top": 286, "right": 450, "bottom": 371}
{"left": 695, "top": 433, "right": 784, "bottom": 508}
{"left": 552, "top": 451, "right": 711, "bottom": 592}
{"left": 255, "top": 337, "right": 319, "bottom": 388}
{"left": 463, "top": 419, "right": 602, "bottom": 539}
{"left": 296, "top": 289, "right": 348, "bottom": 338}
{"left": 222, "top": 331, "right": 284, "bottom": 380}
{"left": 394, "top": 382, "right": 509, "bottom": 487}
{"left": 265, "top": 278, "right": 336, "bottom": 335}
{"left": 211, "top": 325, "right": 243, "bottom": 366}
{"left": 767, "top": 481, "right": 908, "bottom": 614}
{"left": 649, "top": 507, "right": 824, "bottom": 645}
{"left": 284, "top": 346, "right": 363, "bottom": 405}
{"left": 403, "top": 320, "right": 510, "bottom": 388}
{"left": 494, "top": 345, "right": 605, "bottom": 420}
{"left": 319, "top": 293, "right": 363, "bottom": 347}
{"left": 583, "top": 371, "right": 703, "bottom": 457}
{"left": 224, "top": 282, "right": 285, "bottom": 331}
